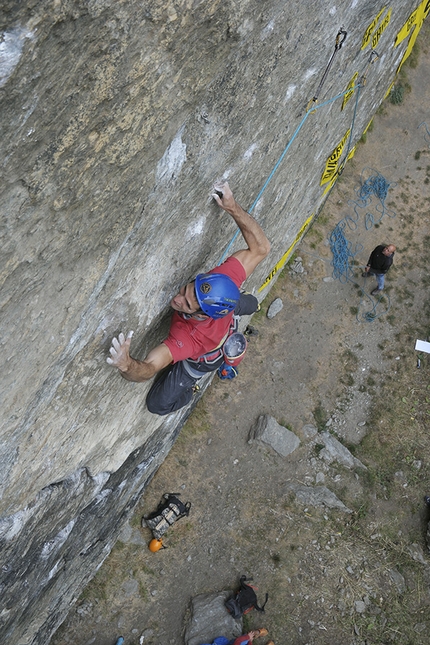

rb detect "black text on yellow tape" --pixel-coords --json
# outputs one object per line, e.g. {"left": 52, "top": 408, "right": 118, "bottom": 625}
{"left": 395, "top": 0, "right": 430, "bottom": 46}
{"left": 361, "top": 6, "right": 386, "bottom": 49}
{"left": 395, "top": 0, "right": 430, "bottom": 73}
{"left": 372, "top": 8, "right": 392, "bottom": 48}
{"left": 258, "top": 214, "right": 314, "bottom": 292}
{"left": 320, "top": 129, "right": 351, "bottom": 186}
{"left": 341, "top": 72, "right": 359, "bottom": 111}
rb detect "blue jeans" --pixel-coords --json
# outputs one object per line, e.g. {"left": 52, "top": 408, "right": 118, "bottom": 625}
{"left": 369, "top": 270, "right": 385, "bottom": 290}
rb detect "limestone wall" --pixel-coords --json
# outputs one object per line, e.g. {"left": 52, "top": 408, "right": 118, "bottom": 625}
{"left": 0, "top": 1, "right": 426, "bottom": 643}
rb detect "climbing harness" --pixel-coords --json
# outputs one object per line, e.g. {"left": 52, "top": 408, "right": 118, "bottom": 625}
{"left": 307, "top": 28, "right": 347, "bottom": 112}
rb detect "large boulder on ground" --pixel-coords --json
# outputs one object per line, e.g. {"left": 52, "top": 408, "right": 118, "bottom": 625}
{"left": 285, "top": 483, "right": 352, "bottom": 513}
{"left": 184, "top": 591, "right": 242, "bottom": 645}
{"left": 318, "top": 432, "right": 367, "bottom": 470}
{"left": 249, "top": 415, "right": 300, "bottom": 457}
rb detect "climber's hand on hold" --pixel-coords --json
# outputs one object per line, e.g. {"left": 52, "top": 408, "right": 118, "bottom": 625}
{"left": 107, "top": 331, "right": 134, "bottom": 372}
{"left": 212, "top": 180, "right": 235, "bottom": 211}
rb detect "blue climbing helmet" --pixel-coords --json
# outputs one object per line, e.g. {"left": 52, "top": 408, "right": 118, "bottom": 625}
{"left": 194, "top": 273, "right": 240, "bottom": 319}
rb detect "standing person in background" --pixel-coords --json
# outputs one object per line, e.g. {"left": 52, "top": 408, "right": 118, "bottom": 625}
{"left": 362, "top": 243, "right": 396, "bottom": 295}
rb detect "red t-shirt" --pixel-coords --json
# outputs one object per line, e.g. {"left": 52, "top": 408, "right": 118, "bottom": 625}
{"left": 163, "top": 256, "right": 246, "bottom": 363}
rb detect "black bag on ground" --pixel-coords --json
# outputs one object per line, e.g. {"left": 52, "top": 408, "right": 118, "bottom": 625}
{"left": 142, "top": 493, "right": 191, "bottom": 540}
{"left": 225, "top": 575, "right": 268, "bottom": 619}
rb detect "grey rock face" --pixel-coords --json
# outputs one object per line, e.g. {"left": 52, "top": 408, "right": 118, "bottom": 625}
{"left": 0, "top": 0, "right": 419, "bottom": 642}
{"left": 0, "top": 413, "right": 191, "bottom": 645}
{"left": 184, "top": 591, "right": 241, "bottom": 645}
{"left": 249, "top": 414, "right": 300, "bottom": 457}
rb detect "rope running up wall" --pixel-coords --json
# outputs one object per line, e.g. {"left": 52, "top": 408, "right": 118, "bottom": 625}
{"left": 218, "top": 31, "right": 378, "bottom": 297}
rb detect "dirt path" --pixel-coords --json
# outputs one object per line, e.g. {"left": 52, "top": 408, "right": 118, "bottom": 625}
{"left": 52, "top": 24, "right": 430, "bottom": 645}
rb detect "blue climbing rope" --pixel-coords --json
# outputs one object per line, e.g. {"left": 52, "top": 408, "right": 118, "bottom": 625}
{"left": 357, "top": 287, "right": 391, "bottom": 323}
{"left": 348, "top": 167, "right": 396, "bottom": 229}
{"left": 218, "top": 85, "right": 362, "bottom": 265}
{"left": 329, "top": 221, "right": 363, "bottom": 284}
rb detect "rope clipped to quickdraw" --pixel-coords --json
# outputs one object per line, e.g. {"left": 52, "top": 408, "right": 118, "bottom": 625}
{"left": 307, "top": 28, "right": 347, "bottom": 112}
{"left": 359, "top": 51, "right": 379, "bottom": 87}
{"left": 348, "top": 167, "right": 396, "bottom": 229}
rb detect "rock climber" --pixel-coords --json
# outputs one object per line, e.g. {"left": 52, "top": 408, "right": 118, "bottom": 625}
{"left": 362, "top": 243, "right": 396, "bottom": 295}
{"left": 107, "top": 181, "right": 270, "bottom": 415}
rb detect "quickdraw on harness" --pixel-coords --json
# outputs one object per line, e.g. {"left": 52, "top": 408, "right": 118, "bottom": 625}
{"left": 307, "top": 28, "right": 347, "bottom": 112}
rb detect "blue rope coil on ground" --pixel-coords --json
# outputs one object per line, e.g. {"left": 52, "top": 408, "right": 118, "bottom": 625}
{"left": 348, "top": 167, "right": 396, "bottom": 229}
{"left": 329, "top": 222, "right": 360, "bottom": 283}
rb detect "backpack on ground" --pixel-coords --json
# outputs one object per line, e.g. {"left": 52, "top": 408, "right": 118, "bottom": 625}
{"left": 141, "top": 493, "right": 191, "bottom": 540}
{"left": 225, "top": 575, "right": 268, "bottom": 619}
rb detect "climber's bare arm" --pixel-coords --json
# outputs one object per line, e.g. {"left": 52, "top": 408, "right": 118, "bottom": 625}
{"left": 107, "top": 332, "right": 173, "bottom": 382}
{"left": 212, "top": 181, "right": 271, "bottom": 278}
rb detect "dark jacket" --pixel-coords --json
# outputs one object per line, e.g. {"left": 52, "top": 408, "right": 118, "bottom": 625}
{"left": 367, "top": 245, "right": 394, "bottom": 274}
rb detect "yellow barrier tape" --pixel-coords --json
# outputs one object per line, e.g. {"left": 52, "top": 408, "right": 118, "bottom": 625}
{"left": 395, "top": 0, "right": 430, "bottom": 72}
{"left": 363, "top": 119, "right": 374, "bottom": 135}
{"left": 395, "top": 0, "right": 430, "bottom": 46}
{"left": 384, "top": 80, "right": 395, "bottom": 99}
{"left": 322, "top": 174, "right": 338, "bottom": 196}
{"left": 341, "top": 72, "right": 359, "bottom": 111}
{"left": 258, "top": 214, "right": 314, "bottom": 292}
{"left": 361, "top": 6, "right": 386, "bottom": 49}
{"left": 320, "top": 129, "right": 350, "bottom": 185}
{"left": 372, "top": 8, "right": 392, "bottom": 48}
